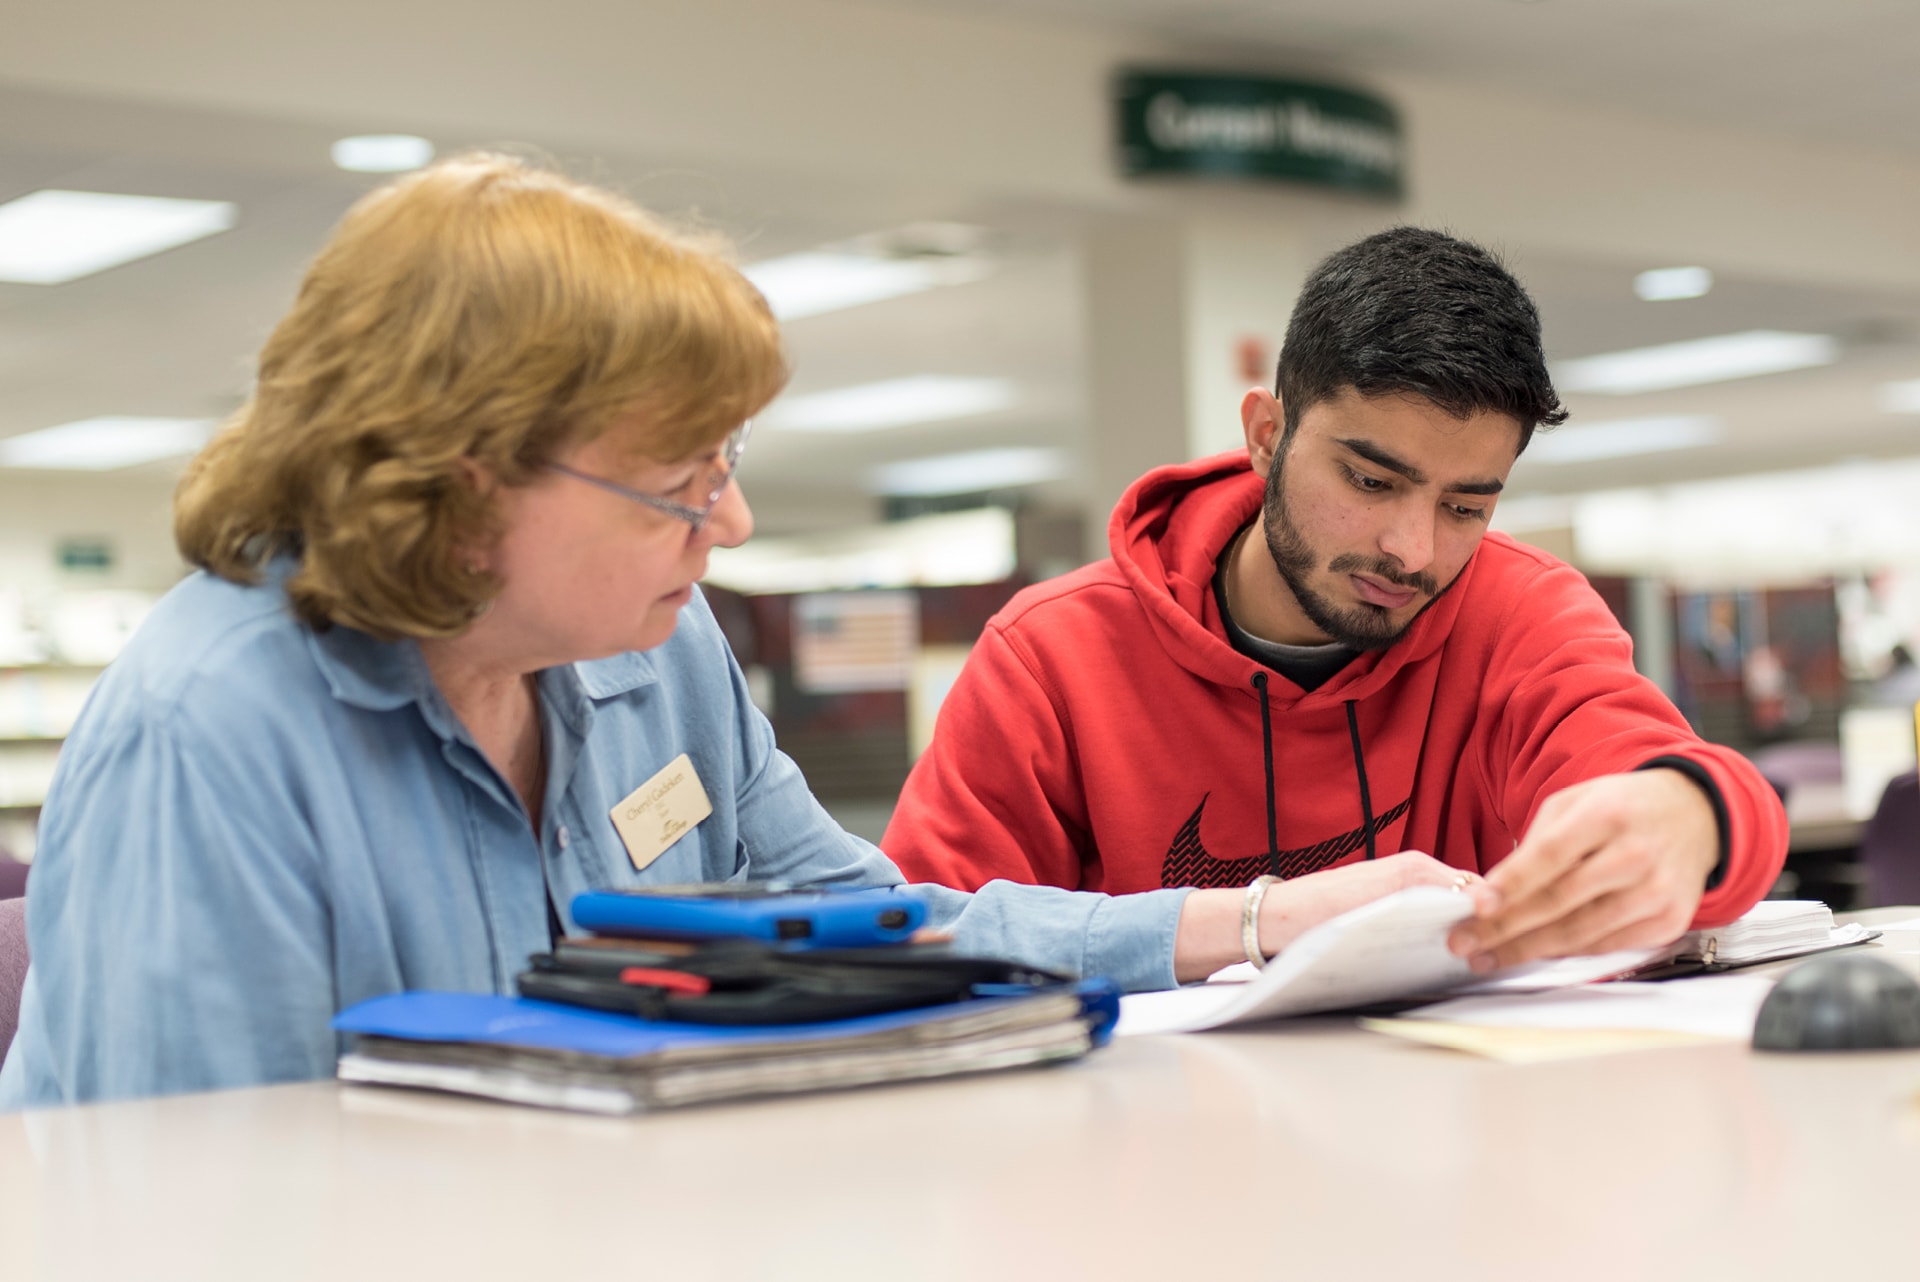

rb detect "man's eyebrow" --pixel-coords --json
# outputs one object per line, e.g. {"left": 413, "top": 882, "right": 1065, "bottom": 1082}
{"left": 1337, "top": 437, "right": 1425, "bottom": 484}
{"left": 1335, "top": 437, "right": 1504, "bottom": 495}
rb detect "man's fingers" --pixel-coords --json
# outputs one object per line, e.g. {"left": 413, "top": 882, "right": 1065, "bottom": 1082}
{"left": 1466, "top": 889, "right": 1665, "bottom": 971}
{"left": 1581, "top": 917, "right": 1689, "bottom": 958}
{"left": 1483, "top": 789, "right": 1618, "bottom": 911}
{"left": 1451, "top": 770, "right": 1720, "bottom": 970}
{"left": 1451, "top": 836, "right": 1647, "bottom": 957}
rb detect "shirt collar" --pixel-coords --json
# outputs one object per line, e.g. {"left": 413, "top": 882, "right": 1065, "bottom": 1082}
{"left": 572, "top": 650, "right": 661, "bottom": 700}
{"left": 287, "top": 533, "right": 661, "bottom": 722}
{"left": 309, "top": 628, "right": 661, "bottom": 708}
{"left": 258, "top": 555, "right": 419, "bottom": 715}
{"left": 305, "top": 622, "right": 434, "bottom": 713}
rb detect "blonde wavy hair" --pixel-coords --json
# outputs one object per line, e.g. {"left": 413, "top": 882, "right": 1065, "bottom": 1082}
{"left": 175, "top": 152, "right": 787, "bottom": 638}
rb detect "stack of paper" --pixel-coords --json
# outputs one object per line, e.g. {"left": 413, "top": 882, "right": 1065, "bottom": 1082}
{"left": 1678, "top": 900, "right": 1854, "bottom": 964}
{"left": 335, "top": 989, "right": 1108, "bottom": 1116}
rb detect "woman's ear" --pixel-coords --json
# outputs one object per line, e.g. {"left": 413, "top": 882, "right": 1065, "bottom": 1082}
{"left": 456, "top": 455, "right": 497, "bottom": 497}
{"left": 452, "top": 457, "right": 499, "bottom": 576}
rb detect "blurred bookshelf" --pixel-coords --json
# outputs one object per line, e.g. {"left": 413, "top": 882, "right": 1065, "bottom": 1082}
{"left": 0, "top": 588, "right": 157, "bottom": 863}
{"left": 0, "top": 663, "right": 100, "bottom": 738}
{"left": 0, "top": 665, "right": 106, "bottom": 864}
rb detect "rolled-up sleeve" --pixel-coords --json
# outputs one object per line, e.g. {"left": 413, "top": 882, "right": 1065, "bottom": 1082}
{"left": 918, "top": 881, "right": 1190, "bottom": 994}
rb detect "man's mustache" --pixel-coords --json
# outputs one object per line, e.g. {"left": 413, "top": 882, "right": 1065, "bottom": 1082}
{"left": 1327, "top": 553, "right": 1437, "bottom": 597}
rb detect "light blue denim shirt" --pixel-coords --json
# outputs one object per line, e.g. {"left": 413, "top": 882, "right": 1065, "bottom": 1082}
{"left": 0, "top": 566, "right": 1187, "bottom": 1110}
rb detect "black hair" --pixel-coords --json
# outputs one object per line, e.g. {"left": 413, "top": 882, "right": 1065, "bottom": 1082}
{"left": 1276, "top": 227, "right": 1567, "bottom": 452}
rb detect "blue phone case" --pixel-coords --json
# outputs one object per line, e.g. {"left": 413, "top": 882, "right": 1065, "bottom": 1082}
{"left": 570, "top": 885, "right": 928, "bottom": 948}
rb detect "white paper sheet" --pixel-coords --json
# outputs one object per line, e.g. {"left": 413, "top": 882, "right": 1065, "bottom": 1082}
{"left": 1207, "top": 945, "right": 1668, "bottom": 994}
{"left": 1115, "top": 886, "right": 1477, "bottom": 1036}
{"left": 1714, "top": 922, "right": 1873, "bottom": 963}
{"left": 1445, "top": 924, "right": 1872, "bottom": 993}
{"left": 1401, "top": 975, "right": 1776, "bottom": 1040}
{"left": 1448, "top": 948, "right": 1669, "bottom": 993}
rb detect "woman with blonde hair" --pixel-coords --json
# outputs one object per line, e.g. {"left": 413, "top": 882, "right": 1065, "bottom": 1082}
{"left": 0, "top": 155, "right": 1462, "bottom": 1108}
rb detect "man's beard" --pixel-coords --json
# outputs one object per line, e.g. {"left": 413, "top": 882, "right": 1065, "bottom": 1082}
{"left": 1259, "top": 444, "right": 1453, "bottom": 652}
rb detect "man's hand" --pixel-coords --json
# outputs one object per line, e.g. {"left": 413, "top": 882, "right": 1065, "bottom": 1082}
{"left": 1447, "top": 768, "right": 1719, "bottom": 972}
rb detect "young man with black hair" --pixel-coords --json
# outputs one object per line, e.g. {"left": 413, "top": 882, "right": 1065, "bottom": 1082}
{"left": 885, "top": 227, "right": 1786, "bottom": 972}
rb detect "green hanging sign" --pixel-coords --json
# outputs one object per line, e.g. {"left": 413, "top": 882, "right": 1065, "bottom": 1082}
{"left": 1116, "top": 70, "right": 1404, "bottom": 199}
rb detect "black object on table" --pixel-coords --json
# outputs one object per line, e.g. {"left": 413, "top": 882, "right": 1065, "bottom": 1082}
{"left": 1752, "top": 953, "right": 1920, "bottom": 1051}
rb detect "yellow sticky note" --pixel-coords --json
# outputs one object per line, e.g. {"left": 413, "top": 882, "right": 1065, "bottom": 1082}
{"left": 1358, "top": 1017, "right": 1728, "bottom": 1065}
{"left": 609, "top": 753, "right": 713, "bottom": 871}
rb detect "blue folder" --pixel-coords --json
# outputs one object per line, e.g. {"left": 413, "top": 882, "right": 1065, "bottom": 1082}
{"left": 333, "top": 981, "right": 1121, "bottom": 1057}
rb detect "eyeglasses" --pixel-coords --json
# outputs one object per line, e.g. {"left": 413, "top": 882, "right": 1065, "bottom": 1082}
{"left": 549, "top": 421, "right": 752, "bottom": 532}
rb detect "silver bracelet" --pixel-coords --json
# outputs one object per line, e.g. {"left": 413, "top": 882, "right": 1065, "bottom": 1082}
{"left": 1242, "top": 874, "right": 1281, "bottom": 969}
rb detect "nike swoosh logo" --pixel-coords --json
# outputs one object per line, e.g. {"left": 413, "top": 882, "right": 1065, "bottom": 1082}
{"left": 1160, "top": 793, "right": 1413, "bottom": 888}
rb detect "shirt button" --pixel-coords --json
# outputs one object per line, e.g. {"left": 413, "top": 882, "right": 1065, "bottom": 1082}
{"left": 556, "top": 825, "right": 570, "bottom": 850}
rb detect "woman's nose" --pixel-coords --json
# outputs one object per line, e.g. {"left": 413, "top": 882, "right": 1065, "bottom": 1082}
{"left": 699, "top": 477, "right": 754, "bottom": 549}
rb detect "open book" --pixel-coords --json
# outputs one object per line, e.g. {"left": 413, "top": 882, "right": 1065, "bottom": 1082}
{"left": 1114, "top": 889, "right": 1872, "bottom": 1037}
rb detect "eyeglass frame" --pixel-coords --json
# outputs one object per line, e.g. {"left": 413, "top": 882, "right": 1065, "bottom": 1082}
{"left": 547, "top": 420, "right": 752, "bottom": 532}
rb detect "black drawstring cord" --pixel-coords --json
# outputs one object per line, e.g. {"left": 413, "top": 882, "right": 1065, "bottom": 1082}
{"left": 1251, "top": 672, "right": 1282, "bottom": 879}
{"left": 1344, "top": 699, "right": 1377, "bottom": 860}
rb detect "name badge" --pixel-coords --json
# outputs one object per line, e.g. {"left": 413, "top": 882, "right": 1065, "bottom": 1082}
{"left": 610, "top": 753, "right": 714, "bottom": 871}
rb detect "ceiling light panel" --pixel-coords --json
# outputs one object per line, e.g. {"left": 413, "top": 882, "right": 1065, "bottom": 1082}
{"left": 1523, "top": 415, "right": 1724, "bottom": 465}
{"left": 762, "top": 377, "right": 1016, "bottom": 432}
{"left": 1572, "top": 458, "right": 1920, "bottom": 584}
{"left": 1880, "top": 379, "right": 1920, "bottom": 413}
{"left": 0, "top": 190, "right": 237, "bottom": 284}
{"left": 746, "top": 254, "right": 950, "bottom": 320}
{"left": 331, "top": 135, "right": 436, "bottom": 173}
{"left": 1556, "top": 330, "right": 1839, "bottom": 395}
{"left": 706, "top": 509, "right": 1016, "bottom": 595}
{"left": 869, "top": 447, "right": 1067, "bottom": 496}
{"left": 0, "top": 418, "right": 215, "bottom": 470}
{"left": 743, "top": 226, "right": 993, "bottom": 321}
{"left": 1633, "top": 266, "right": 1713, "bottom": 301}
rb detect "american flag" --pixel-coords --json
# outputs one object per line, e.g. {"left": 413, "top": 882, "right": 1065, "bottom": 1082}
{"left": 792, "top": 591, "right": 918, "bottom": 693}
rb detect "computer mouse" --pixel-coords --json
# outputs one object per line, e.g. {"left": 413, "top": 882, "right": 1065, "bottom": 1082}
{"left": 1752, "top": 953, "right": 1920, "bottom": 1051}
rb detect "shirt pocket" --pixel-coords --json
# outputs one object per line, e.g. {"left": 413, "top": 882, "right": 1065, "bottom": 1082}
{"left": 624, "top": 821, "right": 749, "bottom": 886}
{"left": 721, "top": 841, "right": 754, "bottom": 883}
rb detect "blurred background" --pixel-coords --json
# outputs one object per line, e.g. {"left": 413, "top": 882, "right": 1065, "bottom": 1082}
{"left": 1, "top": 0, "right": 1916, "bottom": 905}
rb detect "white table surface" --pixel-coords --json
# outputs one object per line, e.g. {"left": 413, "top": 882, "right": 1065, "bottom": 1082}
{"left": 4, "top": 908, "right": 1919, "bottom": 1282}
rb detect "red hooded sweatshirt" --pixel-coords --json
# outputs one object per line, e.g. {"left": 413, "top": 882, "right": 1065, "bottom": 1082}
{"left": 885, "top": 451, "right": 1786, "bottom": 928}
